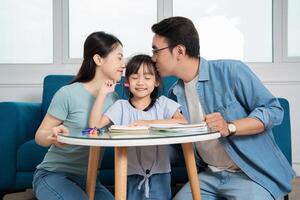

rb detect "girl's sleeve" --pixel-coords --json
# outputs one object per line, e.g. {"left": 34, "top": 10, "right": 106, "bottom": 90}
{"left": 160, "top": 96, "right": 181, "bottom": 119}
{"left": 103, "top": 100, "right": 123, "bottom": 125}
{"left": 47, "top": 87, "right": 70, "bottom": 121}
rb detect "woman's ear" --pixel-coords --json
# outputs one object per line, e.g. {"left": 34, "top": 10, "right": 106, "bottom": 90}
{"left": 93, "top": 54, "right": 104, "bottom": 66}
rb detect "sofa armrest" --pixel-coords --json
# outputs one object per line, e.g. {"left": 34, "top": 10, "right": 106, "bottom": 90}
{"left": 0, "top": 102, "right": 42, "bottom": 191}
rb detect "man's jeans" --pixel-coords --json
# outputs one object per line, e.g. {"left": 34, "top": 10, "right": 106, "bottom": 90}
{"left": 32, "top": 169, "right": 114, "bottom": 200}
{"left": 173, "top": 169, "right": 275, "bottom": 200}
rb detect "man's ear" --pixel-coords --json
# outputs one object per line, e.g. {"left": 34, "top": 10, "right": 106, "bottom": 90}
{"left": 93, "top": 54, "right": 104, "bottom": 66}
{"left": 176, "top": 45, "right": 186, "bottom": 60}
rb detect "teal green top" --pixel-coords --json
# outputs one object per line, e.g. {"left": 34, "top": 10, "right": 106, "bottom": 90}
{"left": 37, "top": 82, "right": 117, "bottom": 175}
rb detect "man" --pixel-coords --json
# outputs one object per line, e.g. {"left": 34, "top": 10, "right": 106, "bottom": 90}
{"left": 151, "top": 16, "right": 295, "bottom": 200}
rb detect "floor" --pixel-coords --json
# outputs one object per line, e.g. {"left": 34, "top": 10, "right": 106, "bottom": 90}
{"left": 3, "top": 177, "right": 300, "bottom": 200}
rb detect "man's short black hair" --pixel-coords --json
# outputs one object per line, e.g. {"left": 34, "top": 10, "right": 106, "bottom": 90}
{"left": 151, "top": 16, "right": 200, "bottom": 58}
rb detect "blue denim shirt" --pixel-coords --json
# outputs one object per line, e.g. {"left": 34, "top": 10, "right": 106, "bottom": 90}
{"left": 169, "top": 57, "right": 296, "bottom": 199}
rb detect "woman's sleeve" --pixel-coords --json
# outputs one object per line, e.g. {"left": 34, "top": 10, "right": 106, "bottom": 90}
{"left": 47, "top": 87, "right": 70, "bottom": 121}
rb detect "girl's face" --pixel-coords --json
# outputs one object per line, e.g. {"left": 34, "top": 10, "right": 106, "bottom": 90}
{"left": 128, "top": 64, "right": 159, "bottom": 99}
{"left": 99, "top": 44, "right": 125, "bottom": 81}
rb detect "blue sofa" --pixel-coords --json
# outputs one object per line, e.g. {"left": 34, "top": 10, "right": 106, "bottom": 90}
{"left": 0, "top": 75, "right": 292, "bottom": 197}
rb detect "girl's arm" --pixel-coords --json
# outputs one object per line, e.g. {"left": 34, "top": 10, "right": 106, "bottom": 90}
{"left": 89, "top": 81, "right": 114, "bottom": 128}
{"left": 131, "top": 110, "right": 188, "bottom": 126}
{"left": 35, "top": 114, "right": 69, "bottom": 147}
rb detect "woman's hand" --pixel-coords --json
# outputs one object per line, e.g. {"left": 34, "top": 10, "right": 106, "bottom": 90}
{"left": 99, "top": 80, "right": 116, "bottom": 96}
{"left": 47, "top": 125, "right": 69, "bottom": 148}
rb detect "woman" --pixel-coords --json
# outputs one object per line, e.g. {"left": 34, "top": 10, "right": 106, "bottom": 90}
{"left": 33, "top": 31, "right": 125, "bottom": 200}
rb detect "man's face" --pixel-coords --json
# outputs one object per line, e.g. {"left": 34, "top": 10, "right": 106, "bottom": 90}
{"left": 151, "top": 34, "right": 177, "bottom": 77}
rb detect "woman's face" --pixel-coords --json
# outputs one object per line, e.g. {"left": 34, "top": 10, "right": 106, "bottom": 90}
{"left": 100, "top": 44, "right": 125, "bottom": 81}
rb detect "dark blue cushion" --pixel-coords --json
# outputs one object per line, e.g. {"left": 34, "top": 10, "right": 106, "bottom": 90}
{"left": 273, "top": 98, "right": 292, "bottom": 164}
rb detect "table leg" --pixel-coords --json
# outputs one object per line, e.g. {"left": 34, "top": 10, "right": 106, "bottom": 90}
{"left": 182, "top": 143, "right": 201, "bottom": 200}
{"left": 114, "top": 147, "right": 128, "bottom": 200}
{"left": 86, "top": 146, "right": 101, "bottom": 200}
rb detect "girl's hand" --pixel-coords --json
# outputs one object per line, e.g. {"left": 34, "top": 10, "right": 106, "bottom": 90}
{"left": 130, "top": 120, "right": 149, "bottom": 126}
{"left": 100, "top": 80, "right": 116, "bottom": 96}
{"left": 47, "top": 125, "right": 69, "bottom": 148}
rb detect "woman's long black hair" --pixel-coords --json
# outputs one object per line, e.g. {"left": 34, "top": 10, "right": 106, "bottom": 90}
{"left": 71, "top": 31, "right": 122, "bottom": 83}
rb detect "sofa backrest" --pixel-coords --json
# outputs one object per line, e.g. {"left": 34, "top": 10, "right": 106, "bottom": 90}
{"left": 273, "top": 98, "right": 292, "bottom": 164}
{"left": 41, "top": 75, "right": 178, "bottom": 117}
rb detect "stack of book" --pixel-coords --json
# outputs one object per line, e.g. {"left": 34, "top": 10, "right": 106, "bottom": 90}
{"left": 108, "top": 123, "right": 210, "bottom": 138}
{"left": 108, "top": 125, "right": 150, "bottom": 138}
{"left": 148, "top": 123, "right": 210, "bottom": 136}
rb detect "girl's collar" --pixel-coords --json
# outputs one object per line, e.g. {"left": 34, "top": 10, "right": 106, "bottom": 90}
{"left": 128, "top": 98, "right": 156, "bottom": 111}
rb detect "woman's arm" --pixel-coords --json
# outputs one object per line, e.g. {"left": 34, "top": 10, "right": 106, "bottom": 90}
{"left": 131, "top": 110, "right": 188, "bottom": 126}
{"left": 89, "top": 81, "right": 114, "bottom": 128}
{"left": 35, "top": 114, "right": 69, "bottom": 147}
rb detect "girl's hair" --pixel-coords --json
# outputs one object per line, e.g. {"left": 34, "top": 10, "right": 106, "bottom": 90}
{"left": 125, "top": 54, "right": 162, "bottom": 110}
{"left": 71, "top": 31, "right": 122, "bottom": 83}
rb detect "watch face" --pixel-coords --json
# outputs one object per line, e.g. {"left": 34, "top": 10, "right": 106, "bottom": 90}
{"left": 228, "top": 123, "right": 236, "bottom": 133}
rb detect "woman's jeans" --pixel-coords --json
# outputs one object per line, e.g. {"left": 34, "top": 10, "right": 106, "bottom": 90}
{"left": 32, "top": 169, "right": 114, "bottom": 200}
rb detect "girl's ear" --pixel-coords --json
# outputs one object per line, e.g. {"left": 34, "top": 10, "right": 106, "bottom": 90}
{"left": 93, "top": 54, "right": 104, "bottom": 66}
{"left": 155, "top": 80, "right": 160, "bottom": 87}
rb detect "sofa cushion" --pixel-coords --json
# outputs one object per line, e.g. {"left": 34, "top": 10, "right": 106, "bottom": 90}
{"left": 17, "top": 139, "right": 48, "bottom": 171}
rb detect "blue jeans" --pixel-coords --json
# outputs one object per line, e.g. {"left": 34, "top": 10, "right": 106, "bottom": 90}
{"left": 32, "top": 169, "right": 114, "bottom": 200}
{"left": 127, "top": 173, "right": 171, "bottom": 200}
{"left": 173, "top": 169, "right": 275, "bottom": 200}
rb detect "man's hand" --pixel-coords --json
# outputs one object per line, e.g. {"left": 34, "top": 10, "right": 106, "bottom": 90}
{"left": 47, "top": 125, "right": 69, "bottom": 148}
{"left": 204, "top": 112, "right": 230, "bottom": 137}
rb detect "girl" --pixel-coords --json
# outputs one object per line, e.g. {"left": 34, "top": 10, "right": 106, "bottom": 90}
{"left": 89, "top": 54, "right": 187, "bottom": 200}
{"left": 33, "top": 31, "right": 125, "bottom": 200}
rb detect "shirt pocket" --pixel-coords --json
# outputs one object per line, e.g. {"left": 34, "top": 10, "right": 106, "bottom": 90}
{"left": 215, "top": 100, "right": 247, "bottom": 121}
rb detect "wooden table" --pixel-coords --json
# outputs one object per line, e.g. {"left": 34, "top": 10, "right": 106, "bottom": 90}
{"left": 58, "top": 130, "right": 220, "bottom": 200}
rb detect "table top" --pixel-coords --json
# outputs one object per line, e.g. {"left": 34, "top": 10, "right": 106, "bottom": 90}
{"left": 57, "top": 129, "right": 221, "bottom": 147}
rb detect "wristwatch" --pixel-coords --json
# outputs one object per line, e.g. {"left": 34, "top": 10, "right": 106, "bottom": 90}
{"left": 227, "top": 122, "right": 237, "bottom": 137}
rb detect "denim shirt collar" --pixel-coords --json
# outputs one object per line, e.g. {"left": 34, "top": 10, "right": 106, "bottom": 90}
{"left": 173, "top": 57, "right": 209, "bottom": 94}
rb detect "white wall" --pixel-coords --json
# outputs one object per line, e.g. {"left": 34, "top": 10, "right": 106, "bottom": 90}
{"left": 0, "top": 62, "right": 299, "bottom": 175}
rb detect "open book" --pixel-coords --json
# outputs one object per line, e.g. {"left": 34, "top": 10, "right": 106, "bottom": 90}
{"left": 148, "top": 123, "right": 209, "bottom": 132}
{"left": 109, "top": 125, "right": 149, "bottom": 133}
{"left": 108, "top": 123, "right": 210, "bottom": 138}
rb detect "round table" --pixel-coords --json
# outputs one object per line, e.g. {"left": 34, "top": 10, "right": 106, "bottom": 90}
{"left": 58, "top": 129, "right": 220, "bottom": 200}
